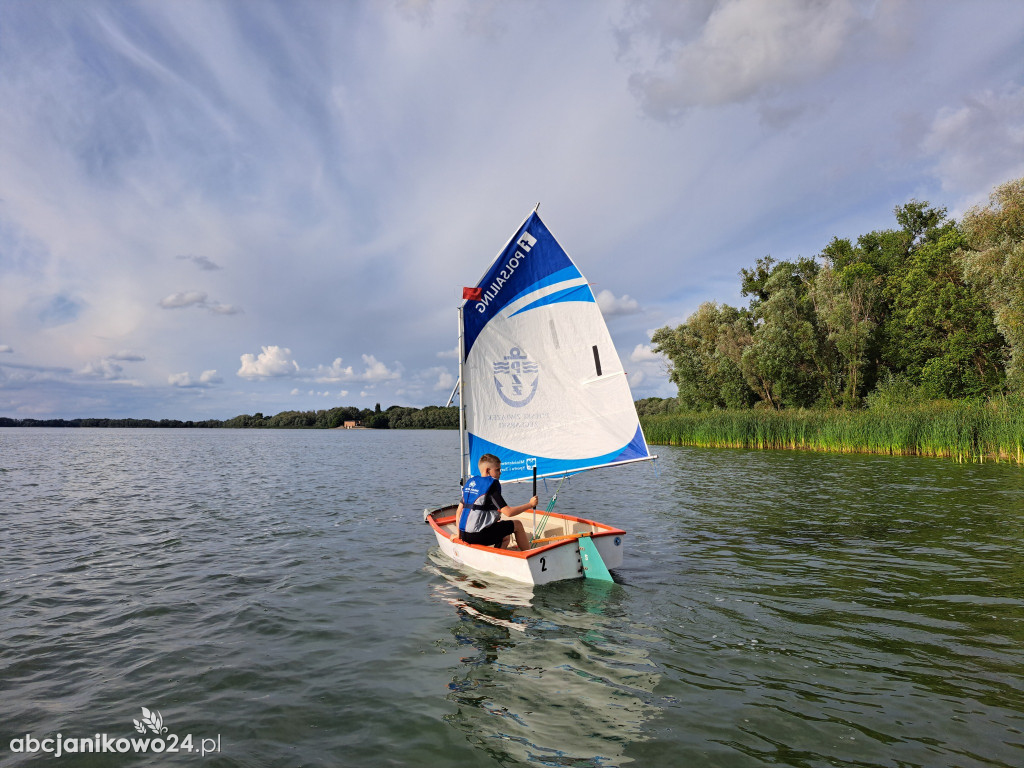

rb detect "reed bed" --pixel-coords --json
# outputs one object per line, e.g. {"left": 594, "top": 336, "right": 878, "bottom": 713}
{"left": 641, "top": 399, "right": 1024, "bottom": 465}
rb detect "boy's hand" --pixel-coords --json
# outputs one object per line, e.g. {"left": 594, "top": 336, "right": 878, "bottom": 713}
{"left": 529, "top": 496, "right": 539, "bottom": 509}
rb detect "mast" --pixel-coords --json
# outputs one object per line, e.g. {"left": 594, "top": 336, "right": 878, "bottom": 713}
{"left": 457, "top": 304, "right": 467, "bottom": 484}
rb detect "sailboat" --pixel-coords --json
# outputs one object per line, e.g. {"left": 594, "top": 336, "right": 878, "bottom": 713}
{"left": 424, "top": 209, "right": 654, "bottom": 585}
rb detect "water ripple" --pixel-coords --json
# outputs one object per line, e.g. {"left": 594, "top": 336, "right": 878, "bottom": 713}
{"left": 2, "top": 430, "right": 1023, "bottom": 766}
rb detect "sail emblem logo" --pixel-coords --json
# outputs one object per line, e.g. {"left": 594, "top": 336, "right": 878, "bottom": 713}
{"left": 493, "top": 347, "right": 539, "bottom": 408}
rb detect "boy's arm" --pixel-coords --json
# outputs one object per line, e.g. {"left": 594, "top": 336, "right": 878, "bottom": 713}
{"left": 499, "top": 497, "right": 539, "bottom": 518}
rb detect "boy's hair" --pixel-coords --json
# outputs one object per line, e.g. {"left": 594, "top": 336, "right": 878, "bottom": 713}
{"left": 478, "top": 453, "right": 501, "bottom": 469}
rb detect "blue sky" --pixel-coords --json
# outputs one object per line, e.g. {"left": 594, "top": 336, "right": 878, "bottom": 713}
{"left": 2, "top": 0, "right": 1023, "bottom": 420}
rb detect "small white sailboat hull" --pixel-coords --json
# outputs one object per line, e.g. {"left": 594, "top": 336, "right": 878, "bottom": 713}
{"left": 425, "top": 505, "right": 625, "bottom": 586}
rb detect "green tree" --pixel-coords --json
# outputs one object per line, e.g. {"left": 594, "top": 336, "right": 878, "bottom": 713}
{"left": 266, "top": 410, "right": 317, "bottom": 428}
{"left": 364, "top": 408, "right": 389, "bottom": 428}
{"left": 651, "top": 301, "right": 755, "bottom": 410}
{"left": 959, "top": 177, "right": 1024, "bottom": 391}
{"left": 327, "top": 406, "right": 363, "bottom": 428}
{"left": 740, "top": 257, "right": 832, "bottom": 409}
{"left": 815, "top": 216, "right": 916, "bottom": 395}
{"left": 810, "top": 262, "right": 878, "bottom": 406}
{"left": 812, "top": 200, "right": 1004, "bottom": 401}
{"left": 885, "top": 222, "right": 1005, "bottom": 398}
{"left": 651, "top": 188, "right": 1016, "bottom": 411}
{"left": 634, "top": 397, "right": 678, "bottom": 416}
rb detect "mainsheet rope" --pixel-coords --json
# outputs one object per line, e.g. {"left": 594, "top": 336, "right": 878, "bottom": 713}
{"left": 529, "top": 473, "right": 569, "bottom": 545}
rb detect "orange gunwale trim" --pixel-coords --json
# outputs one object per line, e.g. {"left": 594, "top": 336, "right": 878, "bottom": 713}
{"left": 426, "top": 510, "right": 626, "bottom": 560}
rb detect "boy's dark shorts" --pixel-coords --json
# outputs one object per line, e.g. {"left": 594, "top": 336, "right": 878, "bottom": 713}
{"left": 460, "top": 519, "right": 514, "bottom": 547}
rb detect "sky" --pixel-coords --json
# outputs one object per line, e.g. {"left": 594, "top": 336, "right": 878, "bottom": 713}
{"left": 2, "top": 0, "right": 1024, "bottom": 420}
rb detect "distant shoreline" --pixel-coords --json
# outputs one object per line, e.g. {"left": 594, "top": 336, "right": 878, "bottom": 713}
{"left": 0, "top": 404, "right": 459, "bottom": 431}
{"left": 10, "top": 401, "right": 1022, "bottom": 468}
{"left": 0, "top": 418, "right": 457, "bottom": 430}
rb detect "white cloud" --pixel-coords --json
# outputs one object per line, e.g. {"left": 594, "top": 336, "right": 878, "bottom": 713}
{"left": 77, "top": 350, "right": 149, "bottom": 381}
{"left": 80, "top": 359, "right": 125, "bottom": 380}
{"left": 622, "top": 0, "right": 873, "bottom": 118}
{"left": 310, "top": 358, "right": 356, "bottom": 382}
{"left": 630, "top": 343, "right": 662, "bottom": 363}
{"left": 436, "top": 345, "right": 459, "bottom": 359}
{"left": 110, "top": 350, "right": 145, "bottom": 362}
{"left": 159, "top": 291, "right": 241, "bottom": 315}
{"left": 208, "top": 302, "right": 242, "bottom": 315}
{"left": 159, "top": 291, "right": 208, "bottom": 309}
{"left": 627, "top": 343, "right": 674, "bottom": 398}
{"left": 0, "top": 345, "right": 12, "bottom": 353}
{"left": 435, "top": 370, "right": 456, "bottom": 391}
{"left": 596, "top": 289, "right": 640, "bottom": 316}
{"left": 177, "top": 254, "right": 222, "bottom": 271}
{"left": 402, "top": 365, "right": 457, "bottom": 400}
{"left": 310, "top": 354, "right": 400, "bottom": 383}
{"left": 238, "top": 346, "right": 300, "bottom": 379}
{"left": 169, "top": 369, "right": 221, "bottom": 388}
{"left": 239, "top": 347, "right": 401, "bottom": 384}
{"left": 359, "top": 354, "right": 400, "bottom": 383}
{"left": 0, "top": 363, "right": 71, "bottom": 386}
{"left": 923, "top": 84, "right": 1024, "bottom": 202}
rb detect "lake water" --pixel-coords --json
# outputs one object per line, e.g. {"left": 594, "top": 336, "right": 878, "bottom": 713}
{"left": 2, "top": 428, "right": 1023, "bottom": 767}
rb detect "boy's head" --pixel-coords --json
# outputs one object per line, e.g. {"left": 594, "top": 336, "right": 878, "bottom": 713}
{"left": 478, "top": 454, "right": 501, "bottom": 478}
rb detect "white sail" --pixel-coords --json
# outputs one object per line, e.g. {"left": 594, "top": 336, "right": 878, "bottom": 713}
{"left": 460, "top": 212, "right": 651, "bottom": 483}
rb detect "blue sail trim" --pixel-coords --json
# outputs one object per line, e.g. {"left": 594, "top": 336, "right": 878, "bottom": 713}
{"left": 462, "top": 212, "right": 576, "bottom": 357}
{"left": 613, "top": 424, "right": 651, "bottom": 464}
{"left": 503, "top": 265, "right": 583, "bottom": 310}
{"left": 468, "top": 425, "right": 651, "bottom": 483}
{"left": 509, "top": 284, "right": 595, "bottom": 318}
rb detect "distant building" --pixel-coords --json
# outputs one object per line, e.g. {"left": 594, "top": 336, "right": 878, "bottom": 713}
{"left": 342, "top": 420, "right": 364, "bottom": 429}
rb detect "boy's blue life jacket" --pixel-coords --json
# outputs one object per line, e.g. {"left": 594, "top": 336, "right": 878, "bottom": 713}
{"left": 459, "top": 475, "right": 497, "bottom": 533}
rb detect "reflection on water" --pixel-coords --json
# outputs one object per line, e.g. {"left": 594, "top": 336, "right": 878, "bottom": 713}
{"left": 428, "top": 555, "right": 660, "bottom": 766}
{"left": 624, "top": 448, "right": 1024, "bottom": 767}
{"left": 428, "top": 448, "right": 1024, "bottom": 767}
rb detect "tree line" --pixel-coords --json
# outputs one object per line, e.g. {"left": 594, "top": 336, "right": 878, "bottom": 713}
{"left": 0, "top": 404, "right": 460, "bottom": 430}
{"left": 0, "top": 417, "right": 226, "bottom": 428}
{"left": 652, "top": 177, "right": 1024, "bottom": 411}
